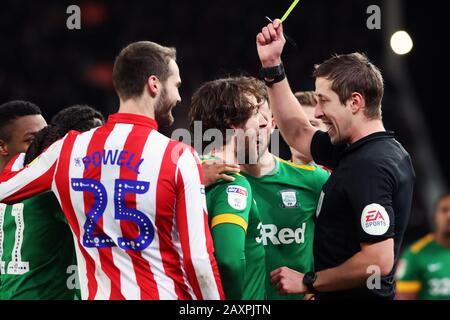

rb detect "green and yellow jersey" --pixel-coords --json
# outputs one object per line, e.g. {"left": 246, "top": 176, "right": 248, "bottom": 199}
{"left": 396, "top": 234, "right": 450, "bottom": 300}
{"left": 203, "top": 156, "right": 266, "bottom": 300}
{"left": 0, "top": 192, "right": 78, "bottom": 300}
{"left": 242, "top": 157, "right": 330, "bottom": 300}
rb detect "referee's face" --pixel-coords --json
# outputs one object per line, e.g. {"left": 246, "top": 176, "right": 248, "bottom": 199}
{"left": 315, "top": 78, "right": 352, "bottom": 145}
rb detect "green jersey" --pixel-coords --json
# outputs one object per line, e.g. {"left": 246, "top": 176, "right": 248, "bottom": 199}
{"left": 242, "top": 157, "right": 330, "bottom": 300}
{"left": 396, "top": 234, "right": 450, "bottom": 300}
{"left": 0, "top": 192, "right": 77, "bottom": 300}
{"left": 204, "top": 156, "right": 266, "bottom": 300}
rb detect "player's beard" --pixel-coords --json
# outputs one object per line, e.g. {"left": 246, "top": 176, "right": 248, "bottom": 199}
{"left": 257, "top": 130, "right": 271, "bottom": 159}
{"left": 234, "top": 131, "right": 258, "bottom": 165}
{"left": 245, "top": 136, "right": 259, "bottom": 164}
{"left": 154, "top": 86, "right": 175, "bottom": 127}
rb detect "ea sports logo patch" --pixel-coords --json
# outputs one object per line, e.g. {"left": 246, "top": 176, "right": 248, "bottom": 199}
{"left": 361, "top": 203, "right": 390, "bottom": 236}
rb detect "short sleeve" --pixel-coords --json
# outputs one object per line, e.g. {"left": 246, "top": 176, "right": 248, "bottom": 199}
{"left": 310, "top": 131, "right": 342, "bottom": 170}
{"left": 346, "top": 159, "right": 396, "bottom": 243}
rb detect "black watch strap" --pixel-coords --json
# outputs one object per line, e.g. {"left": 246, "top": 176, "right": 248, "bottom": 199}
{"left": 259, "top": 63, "right": 286, "bottom": 87}
{"left": 303, "top": 271, "right": 319, "bottom": 294}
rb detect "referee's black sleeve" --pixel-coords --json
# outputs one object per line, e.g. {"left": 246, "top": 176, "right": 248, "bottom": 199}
{"left": 310, "top": 130, "right": 341, "bottom": 170}
{"left": 345, "top": 158, "right": 396, "bottom": 243}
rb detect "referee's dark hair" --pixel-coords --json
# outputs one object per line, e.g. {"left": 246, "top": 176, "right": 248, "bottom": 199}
{"left": 0, "top": 101, "right": 42, "bottom": 141}
{"left": 313, "top": 52, "right": 384, "bottom": 120}
{"left": 24, "top": 105, "right": 104, "bottom": 165}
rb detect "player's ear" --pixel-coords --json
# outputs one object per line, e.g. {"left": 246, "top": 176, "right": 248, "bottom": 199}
{"left": 0, "top": 139, "right": 9, "bottom": 157}
{"left": 147, "top": 75, "right": 160, "bottom": 97}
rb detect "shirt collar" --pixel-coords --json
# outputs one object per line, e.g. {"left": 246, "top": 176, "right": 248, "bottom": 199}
{"left": 266, "top": 157, "right": 280, "bottom": 176}
{"left": 107, "top": 113, "right": 158, "bottom": 130}
{"left": 343, "top": 131, "right": 395, "bottom": 155}
{"left": 244, "top": 155, "right": 279, "bottom": 178}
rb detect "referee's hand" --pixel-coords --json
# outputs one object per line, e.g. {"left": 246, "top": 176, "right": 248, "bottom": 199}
{"left": 270, "top": 267, "right": 307, "bottom": 295}
{"left": 201, "top": 160, "right": 240, "bottom": 187}
{"left": 256, "top": 19, "right": 286, "bottom": 68}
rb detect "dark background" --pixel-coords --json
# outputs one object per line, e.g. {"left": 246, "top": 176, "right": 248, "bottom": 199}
{"left": 0, "top": 0, "right": 447, "bottom": 246}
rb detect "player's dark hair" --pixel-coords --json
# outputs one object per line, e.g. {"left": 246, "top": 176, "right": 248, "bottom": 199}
{"left": 0, "top": 101, "right": 42, "bottom": 141}
{"left": 188, "top": 76, "right": 267, "bottom": 150}
{"left": 24, "top": 105, "right": 104, "bottom": 165}
{"left": 113, "top": 41, "right": 177, "bottom": 101}
{"left": 313, "top": 52, "right": 384, "bottom": 120}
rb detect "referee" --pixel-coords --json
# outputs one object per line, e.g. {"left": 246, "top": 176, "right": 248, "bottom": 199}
{"left": 257, "top": 20, "right": 415, "bottom": 300}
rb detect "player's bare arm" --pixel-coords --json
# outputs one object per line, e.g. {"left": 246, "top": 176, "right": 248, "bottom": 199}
{"left": 256, "top": 19, "right": 317, "bottom": 160}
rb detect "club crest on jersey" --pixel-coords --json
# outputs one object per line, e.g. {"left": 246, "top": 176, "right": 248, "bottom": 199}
{"left": 226, "top": 186, "right": 248, "bottom": 211}
{"left": 361, "top": 203, "right": 390, "bottom": 235}
{"left": 74, "top": 157, "right": 83, "bottom": 167}
{"left": 279, "top": 190, "right": 299, "bottom": 208}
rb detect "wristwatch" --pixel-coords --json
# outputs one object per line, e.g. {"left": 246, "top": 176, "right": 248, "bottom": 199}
{"left": 259, "top": 63, "right": 286, "bottom": 87}
{"left": 303, "top": 271, "right": 319, "bottom": 294}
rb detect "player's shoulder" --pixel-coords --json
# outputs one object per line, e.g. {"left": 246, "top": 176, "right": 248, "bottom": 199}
{"left": 207, "top": 174, "right": 251, "bottom": 207}
{"left": 66, "top": 128, "right": 89, "bottom": 139}
{"left": 276, "top": 157, "right": 329, "bottom": 178}
{"left": 277, "top": 157, "right": 316, "bottom": 171}
{"left": 209, "top": 173, "right": 250, "bottom": 191}
{"left": 147, "top": 131, "right": 198, "bottom": 162}
{"left": 208, "top": 177, "right": 252, "bottom": 217}
{"left": 409, "top": 233, "right": 435, "bottom": 255}
{"left": 166, "top": 136, "right": 196, "bottom": 155}
{"left": 229, "top": 173, "right": 251, "bottom": 188}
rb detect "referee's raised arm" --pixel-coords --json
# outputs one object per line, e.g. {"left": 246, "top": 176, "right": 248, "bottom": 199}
{"left": 256, "top": 19, "right": 317, "bottom": 162}
{"left": 258, "top": 20, "right": 416, "bottom": 300}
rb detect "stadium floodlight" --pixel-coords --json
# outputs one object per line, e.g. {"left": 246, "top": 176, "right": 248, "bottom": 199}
{"left": 390, "top": 30, "right": 414, "bottom": 55}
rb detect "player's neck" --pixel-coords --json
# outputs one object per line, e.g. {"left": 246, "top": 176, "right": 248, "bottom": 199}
{"left": 435, "top": 233, "right": 450, "bottom": 248}
{"left": 350, "top": 119, "right": 385, "bottom": 144}
{"left": 118, "top": 96, "right": 156, "bottom": 120}
{"left": 241, "top": 152, "right": 275, "bottom": 177}
{"left": 0, "top": 159, "right": 6, "bottom": 174}
{"left": 211, "top": 144, "right": 238, "bottom": 165}
{"left": 0, "top": 155, "right": 11, "bottom": 174}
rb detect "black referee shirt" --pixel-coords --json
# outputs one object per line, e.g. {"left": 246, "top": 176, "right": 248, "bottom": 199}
{"left": 311, "top": 130, "right": 415, "bottom": 300}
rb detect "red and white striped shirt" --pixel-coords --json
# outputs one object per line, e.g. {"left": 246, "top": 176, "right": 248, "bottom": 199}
{"left": 0, "top": 113, "right": 224, "bottom": 300}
